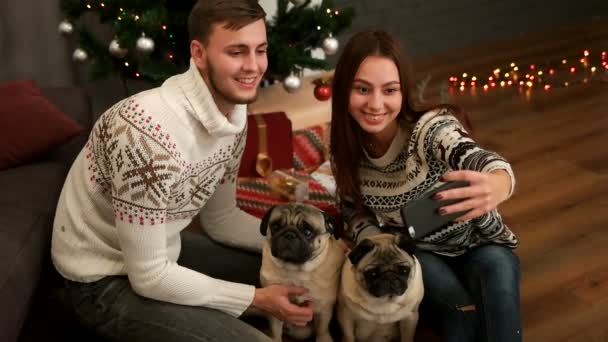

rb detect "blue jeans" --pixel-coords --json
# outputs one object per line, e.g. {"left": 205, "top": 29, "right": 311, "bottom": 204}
{"left": 417, "top": 244, "right": 522, "bottom": 342}
{"left": 64, "top": 231, "right": 271, "bottom": 342}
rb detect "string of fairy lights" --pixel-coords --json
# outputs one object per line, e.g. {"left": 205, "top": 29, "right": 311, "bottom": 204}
{"left": 448, "top": 49, "right": 608, "bottom": 93}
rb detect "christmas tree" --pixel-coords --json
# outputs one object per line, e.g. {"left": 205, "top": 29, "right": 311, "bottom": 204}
{"left": 58, "top": 0, "right": 354, "bottom": 89}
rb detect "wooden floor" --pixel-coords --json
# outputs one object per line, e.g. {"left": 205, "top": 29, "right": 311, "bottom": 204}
{"left": 414, "top": 17, "right": 608, "bottom": 341}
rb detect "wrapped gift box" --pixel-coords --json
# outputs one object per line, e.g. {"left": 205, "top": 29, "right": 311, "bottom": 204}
{"left": 237, "top": 169, "right": 340, "bottom": 225}
{"left": 238, "top": 112, "right": 293, "bottom": 177}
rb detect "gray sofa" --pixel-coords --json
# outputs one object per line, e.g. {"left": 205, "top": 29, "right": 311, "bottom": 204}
{"left": 0, "top": 86, "right": 95, "bottom": 342}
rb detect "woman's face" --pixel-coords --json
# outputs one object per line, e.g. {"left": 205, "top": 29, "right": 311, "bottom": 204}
{"left": 348, "top": 55, "right": 402, "bottom": 139}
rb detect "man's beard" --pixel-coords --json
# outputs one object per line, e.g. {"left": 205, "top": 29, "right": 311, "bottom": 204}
{"left": 207, "top": 61, "right": 259, "bottom": 105}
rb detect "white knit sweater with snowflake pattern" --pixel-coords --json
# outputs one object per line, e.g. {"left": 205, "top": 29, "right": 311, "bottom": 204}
{"left": 51, "top": 59, "right": 263, "bottom": 317}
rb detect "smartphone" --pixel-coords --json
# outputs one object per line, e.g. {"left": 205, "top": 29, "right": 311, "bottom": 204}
{"left": 400, "top": 181, "right": 470, "bottom": 239}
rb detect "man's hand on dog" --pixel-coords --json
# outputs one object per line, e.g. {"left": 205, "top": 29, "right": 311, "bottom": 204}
{"left": 252, "top": 285, "right": 313, "bottom": 326}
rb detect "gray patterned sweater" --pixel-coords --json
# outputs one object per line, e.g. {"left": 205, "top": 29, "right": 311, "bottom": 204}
{"left": 344, "top": 108, "right": 518, "bottom": 256}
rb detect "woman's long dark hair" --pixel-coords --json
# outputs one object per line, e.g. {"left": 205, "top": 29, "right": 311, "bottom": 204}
{"left": 330, "top": 30, "right": 471, "bottom": 209}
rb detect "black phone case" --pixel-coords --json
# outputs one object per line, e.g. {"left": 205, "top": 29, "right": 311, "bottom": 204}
{"left": 400, "top": 181, "right": 470, "bottom": 239}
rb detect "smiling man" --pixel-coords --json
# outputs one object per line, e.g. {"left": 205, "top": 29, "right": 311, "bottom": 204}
{"left": 50, "top": 1, "right": 313, "bottom": 341}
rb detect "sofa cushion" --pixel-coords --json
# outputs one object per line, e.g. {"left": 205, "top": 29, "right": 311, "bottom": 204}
{"left": 41, "top": 86, "right": 93, "bottom": 166}
{"left": 0, "top": 161, "right": 67, "bottom": 342}
{"left": 0, "top": 80, "right": 85, "bottom": 171}
{"left": 0, "top": 161, "right": 68, "bottom": 213}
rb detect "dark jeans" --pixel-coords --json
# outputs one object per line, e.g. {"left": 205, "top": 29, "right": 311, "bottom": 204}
{"left": 64, "top": 231, "right": 271, "bottom": 342}
{"left": 417, "top": 244, "right": 522, "bottom": 342}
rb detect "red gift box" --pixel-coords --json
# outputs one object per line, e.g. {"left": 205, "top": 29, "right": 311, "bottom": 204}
{"left": 238, "top": 112, "right": 293, "bottom": 177}
{"left": 237, "top": 171, "right": 341, "bottom": 230}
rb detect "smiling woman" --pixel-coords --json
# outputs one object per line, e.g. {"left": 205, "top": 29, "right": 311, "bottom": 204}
{"left": 330, "top": 30, "right": 521, "bottom": 342}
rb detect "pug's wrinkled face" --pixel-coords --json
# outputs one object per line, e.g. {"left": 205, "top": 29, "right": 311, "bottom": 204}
{"left": 348, "top": 234, "right": 416, "bottom": 298}
{"left": 260, "top": 204, "right": 336, "bottom": 264}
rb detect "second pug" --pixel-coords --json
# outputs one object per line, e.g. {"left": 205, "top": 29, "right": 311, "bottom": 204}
{"left": 259, "top": 203, "right": 345, "bottom": 342}
{"left": 337, "top": 233, "right": 423, "bottom": 342}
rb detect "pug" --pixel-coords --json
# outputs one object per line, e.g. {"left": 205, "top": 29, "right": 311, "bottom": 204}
{"left": 259, "top": 203, "right": 345, "bottom": 342}
{"left": 337, "top": 233, "right": 423, "bottom": 342}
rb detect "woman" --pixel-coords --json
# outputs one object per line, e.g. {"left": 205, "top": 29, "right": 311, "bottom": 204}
{"left": 330, "top": 30, "right": 522, "bottom": 342}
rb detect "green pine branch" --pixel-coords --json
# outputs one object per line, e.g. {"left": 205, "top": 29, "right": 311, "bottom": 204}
{"left": 60, "top": 0, "right": 355, "bottom": 84}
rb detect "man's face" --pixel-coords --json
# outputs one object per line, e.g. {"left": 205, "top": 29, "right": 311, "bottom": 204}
{"left": 193, "top": 19, "right": 268, "bottom": 114}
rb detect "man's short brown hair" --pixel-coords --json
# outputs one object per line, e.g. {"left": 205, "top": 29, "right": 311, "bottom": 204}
{"left": 188, "top": 0, "right": 266, "bottom": 44}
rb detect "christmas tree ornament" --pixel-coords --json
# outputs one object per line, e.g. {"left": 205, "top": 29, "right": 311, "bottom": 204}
{"left": 57, "top": 20, "right": 73, "bottom": 35}
{"left": 322, "top": 35, "right": 339, "bottom": 56}
{"left": 289, "top": 0, "right": 307, "bottom": 7}
{"left": 314, "top": 82, "right": 332, "bottom": 101}
{"left": 72, "top": 48, "right": 88, "bottom": 62}
{"left": 283, "top": 74, "right": 302, "bottom": 93}
{"left": 136, "top": 34, "right": 155, "bottom": 54}
{"left": 109, "top": 39, "right": 128, "bottom": 58}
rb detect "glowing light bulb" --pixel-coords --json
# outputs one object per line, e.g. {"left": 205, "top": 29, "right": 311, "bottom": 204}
{"left": 584, "top": 50, "right": 589, "bottom": 56}
{"left": 513, "top": 66, "right": 519, "bottom": 71}
{"left": 462, "top": 73, "right": 468, "bottom": 78}
{"left": 124, "top": 62, "right": 129, "bottom": 67}
{"left": 591, "top": 66, "right": 597, "bottom": 72}
{"left": 570, "top": 67, "right": 575, "bottom": 73}
{"left": 544, "top": 84, "right": 551, "bottom": 90}
{"left": 562, "top": 59, "right": 567, "bottom": 64}
{"left": 504, "top": 73, "right": 510, "bottom": 78}
{"left": 472, "top": 76, "right": 477, "bottom": 81}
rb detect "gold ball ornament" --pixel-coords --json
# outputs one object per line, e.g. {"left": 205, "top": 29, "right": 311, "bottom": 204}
{"left": 109, "top": 39, "right": 128, "bottom": 58}
{"left": 72, "top": 48, "right": 88, "bottom": 63}
{"left": 58, "top": 20, "right": 73, "bottom": 35}
{"left": 136, "top": 34, "right": 155, "bottom": 54}
{"left": 322, "top": 36, "right": 339, "bottom": 56}
{"left": 283, "top": 74, "right": 302, "bottom": 93}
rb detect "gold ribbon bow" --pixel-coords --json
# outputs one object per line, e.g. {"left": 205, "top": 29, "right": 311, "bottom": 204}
{"left": 254, "top": 115, "right": 273, "bottom": 177}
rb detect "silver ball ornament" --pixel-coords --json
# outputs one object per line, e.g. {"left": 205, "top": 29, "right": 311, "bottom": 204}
{"left": 322, "top": 36, "right": 339, "bottom": 55}
{"left": 283, "top": 75, "right": 302, "bottom": 93}
{"left": 109, "top": 39, "right": 128, "bottom": 58}
{"left": 58, "top": 20, "right": 73, "bottom": 35}
{"left": 136, "top": 34, "right": 155, "bottom": 54}
{"left": 72, "top": 48, "right": 88, "bottom": 62}
{"left": 289, "top": 0, "right": 307, "bottom": 6}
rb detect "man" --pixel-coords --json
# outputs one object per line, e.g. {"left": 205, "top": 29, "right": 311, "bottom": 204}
{"left": 51, "top": 1, "right": 312, "bottom": 341}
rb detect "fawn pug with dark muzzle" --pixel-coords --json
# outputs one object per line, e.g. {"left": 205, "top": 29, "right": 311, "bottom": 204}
{"left": 337, "top": 233, "right": 423, "bottom": 342}
{"left": 259, "top": 204, "right": 345, "bottom": 342}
